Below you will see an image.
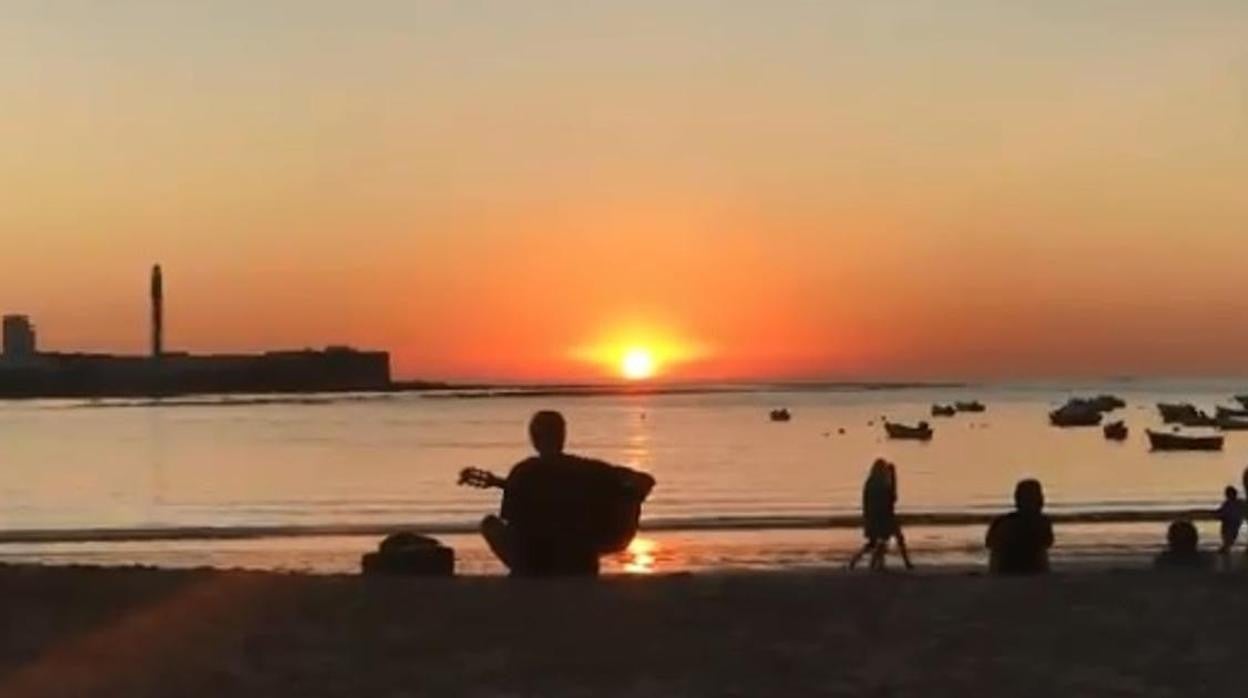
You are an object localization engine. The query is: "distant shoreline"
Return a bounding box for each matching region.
[5,380,969,406]
[8,376,1248,403]
[411,380,967,399]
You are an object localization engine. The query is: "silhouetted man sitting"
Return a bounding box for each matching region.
[1154,519,1214,571]
[475,411,656,577]
[986,479,1054,575]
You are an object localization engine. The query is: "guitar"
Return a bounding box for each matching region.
[458,467,506,490]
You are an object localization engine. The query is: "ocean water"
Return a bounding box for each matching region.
[1,380,1246,573]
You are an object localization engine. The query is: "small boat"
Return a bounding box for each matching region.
[1157,402,1191,423]
[1103,421,1129,441]
[1178,412,1217,428]
[1236,395,1248,409]
[769,408,791,422]
[1157,403,1211,425]
[1087,394,1126,412]
[885,421,933,441]
[1147,430,1224,452]
[931,404,957,417]
[1050,400,1104,427]
[1216,417,1248,431]
[1217,406,1248,419]
[1054,396,1121,419]
[955,400,986,413]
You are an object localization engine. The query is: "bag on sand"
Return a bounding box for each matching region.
[361,532,454,577]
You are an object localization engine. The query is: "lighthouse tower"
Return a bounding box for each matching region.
[151,265,164,358]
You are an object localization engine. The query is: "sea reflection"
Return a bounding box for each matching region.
[621,537,659,574]
[623,410,652,467]
[4,386,1247,535]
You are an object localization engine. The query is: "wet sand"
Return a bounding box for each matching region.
[2,564,1246,697]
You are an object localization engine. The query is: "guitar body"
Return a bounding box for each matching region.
[594,492,645,554]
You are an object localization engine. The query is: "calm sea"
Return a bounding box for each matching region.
[2,380,1245,574]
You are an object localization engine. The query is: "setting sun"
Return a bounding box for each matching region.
[621,348,657,381]
[572,331,705,381]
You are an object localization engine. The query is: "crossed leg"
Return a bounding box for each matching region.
[481,515,518,571]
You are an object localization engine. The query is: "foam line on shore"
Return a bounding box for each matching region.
[0,508,1216,545]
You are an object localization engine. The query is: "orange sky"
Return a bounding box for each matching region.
[3,2,1247,382]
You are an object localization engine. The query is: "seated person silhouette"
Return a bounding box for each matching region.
[472,411,656,577]
[985,479,1054,575]
[1153,519,1214,571]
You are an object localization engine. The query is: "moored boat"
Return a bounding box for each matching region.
[1157,403,1212,426]
[1050,401,1103,427]
[955,400,986,413]
[1147,430,1224,452]
[1088,394,1126,412]
[1236,395,1248,409]
[885,421,933,441]
[1179,412,1217,428]
[931,404,957,417]
[1216,417,1248,431]
[1158,403,1193,423]
[769,408,791,422]
[1103,421,1129,441]
[1217,406,1248,419]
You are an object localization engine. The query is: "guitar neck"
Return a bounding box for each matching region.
[459,467,508,490]
[482,473,506,489]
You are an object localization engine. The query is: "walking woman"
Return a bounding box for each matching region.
[848,459,914,571]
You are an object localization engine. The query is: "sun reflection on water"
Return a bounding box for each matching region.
[622,537,659,574]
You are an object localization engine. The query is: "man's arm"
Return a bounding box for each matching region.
[985,517,1002,549]
[499,486,516,523]
[499,463,527,523]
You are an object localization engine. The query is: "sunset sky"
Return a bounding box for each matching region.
[4,2,1246,382]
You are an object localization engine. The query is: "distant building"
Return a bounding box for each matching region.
[151,264,164,358]
[0,267,393,397]
[0,347,390,397]
[2,315,37,359]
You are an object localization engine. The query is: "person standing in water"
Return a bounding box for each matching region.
[848,459,914,571]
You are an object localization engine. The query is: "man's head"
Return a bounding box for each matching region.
[1167,519,1199,554]
[1227,486,1239,501]
[1014,479,1045,514]
[529,410,567,458]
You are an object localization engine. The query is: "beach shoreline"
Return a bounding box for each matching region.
[2,562,1246,696]
[4,519,1241,577]
[0,506,1223,545]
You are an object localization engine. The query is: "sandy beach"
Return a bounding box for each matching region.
[2,563,1245,697]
